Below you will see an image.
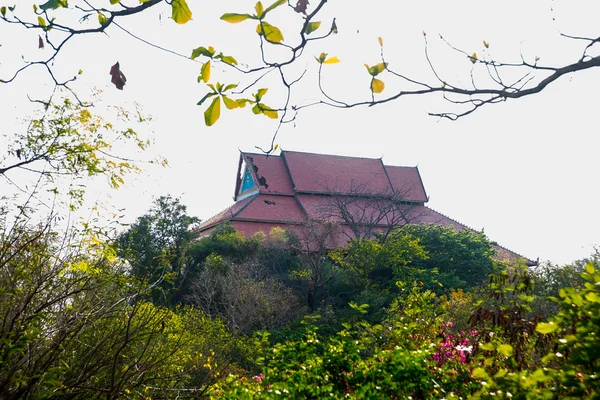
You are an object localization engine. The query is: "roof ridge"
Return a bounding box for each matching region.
[194,203,236,231]
[240,151,282,157]
[282,149,384,161]
[424,206,474,231]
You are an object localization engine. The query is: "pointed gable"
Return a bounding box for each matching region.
[282,151,392,195]
[384,165,428,203]
[240,153,294,196]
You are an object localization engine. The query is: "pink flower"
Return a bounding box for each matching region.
[255,373,264,383]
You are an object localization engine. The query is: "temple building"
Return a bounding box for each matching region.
[195,150,534,265]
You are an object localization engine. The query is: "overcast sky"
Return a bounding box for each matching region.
[1,0,599,264]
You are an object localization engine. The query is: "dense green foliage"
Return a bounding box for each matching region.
[2,186,598,399]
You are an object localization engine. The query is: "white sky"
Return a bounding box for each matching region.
[1,0,599,264]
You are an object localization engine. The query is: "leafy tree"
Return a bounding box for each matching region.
[0,93,158,209]
[116,194,199,304]
[397,224,496,291]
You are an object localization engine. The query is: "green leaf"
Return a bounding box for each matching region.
[191,46,215,59]
[255,1,264,18]
[171,0,192,24]
[204,96,221,126]
[265,0,286,13]
[256,21,284,43]
[0,6,6,16]
[497,344,513,357]
[371,78,384,94]
[223,83,238,92]
[98,12,108,26]
[222,96,239,110]
[315,52,327,64]
[536,322,558,334]
[110,0,121,4]
[37,16,46,27]
[304,21,321,35]
[197,92,215,106]
[220,13,252,23]
[39,0,68,11]
[199,61,210,83]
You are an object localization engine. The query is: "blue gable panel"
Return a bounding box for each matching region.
[240,168,255,193]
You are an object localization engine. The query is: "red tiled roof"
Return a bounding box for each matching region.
[243,153,295,196]
[283,151,392,195]
[194,150,533,265]
[385,165,428,203]
[236,194,306,223]
[195,196,254,232]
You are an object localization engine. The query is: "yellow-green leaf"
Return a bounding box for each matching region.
[256,21,284,43]
[37,16,46,27]
[469,52,477,64]
[371,78,385,93]
[204,96,221,126]
[39,0,68,10]
[378,36,383,46]
[497,344,513,357]
[265,0,286,13]
[483,40,489,48]
[110,0,120,4]
[365,62,388,76]
[255,1,264,18]
[585,262,595,274]
[304,21,321,35]
[197,92,216,106]
[536,322,558,334]
[221,13,252,23]
[316,52,327,63]
[237,99,250,108]
[324,56,340,64]
[217,54,238,65]
[1,6,6,16]
[262,107,278,119]
[171,0,192,24]
[98,12,108,26]
[191,46,215,59]
[255,88,268,101]
[200,61,211,83]
[223,83,238,92]
[471,368,489,380]
[479,342,495,351]
[222,96,239,110]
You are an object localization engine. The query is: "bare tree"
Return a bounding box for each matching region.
[314,179,425,243]
[285,219,344,311]
[186,255,306,334]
